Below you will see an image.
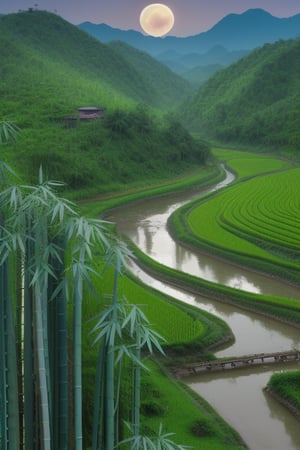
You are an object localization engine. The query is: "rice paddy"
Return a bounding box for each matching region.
[81,148,300,447]
[85,266,206,346]
[213,147,291,181]
[183,151,300,278]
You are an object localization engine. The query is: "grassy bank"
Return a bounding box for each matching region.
[78,163,224,217]
[138,360,247,449]
[265,370,300,419]
[128,242,300,329]
[82,267,243,448]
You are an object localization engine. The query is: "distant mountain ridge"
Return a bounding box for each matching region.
[78,9,300,81]
[78,9,300,55]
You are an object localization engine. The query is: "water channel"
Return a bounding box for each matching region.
[106,169,300,450]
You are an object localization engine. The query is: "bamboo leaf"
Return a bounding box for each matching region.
[114,344,148,370]
[0,120,20,144]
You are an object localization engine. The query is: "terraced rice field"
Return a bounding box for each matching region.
[186,155,300,275]
[213,148,291,181]
[86,268,206,345]
[119,275,205,343]
[219,169,300,257]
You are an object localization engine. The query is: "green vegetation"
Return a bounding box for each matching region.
[108,41,192,108]
[165,148,300,423]
[0,11,245,449]
[218,169,300,258]
[87,267,233,353]
[0,125,241,450]
[82,266,239,449]
[181,38,300,154]
[181,64,222,88]
[3,7,300,448]
[212,148,292,180]
[0,11,189,113]
[266,370,300,414]
[0,155,114,449]
[4,108,209,193]
[79,164,223,217]
[0,11,208,194]
[138,360,246,450]
[0,153,234,450]
[170,151,300,283]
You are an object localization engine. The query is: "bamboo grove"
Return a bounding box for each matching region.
[0,122,188,450]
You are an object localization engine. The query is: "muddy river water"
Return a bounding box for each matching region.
[106,170,300,450]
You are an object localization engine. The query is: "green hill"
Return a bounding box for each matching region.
[0,10,191,120]
[181,38,300,154]
[0,11,208,193]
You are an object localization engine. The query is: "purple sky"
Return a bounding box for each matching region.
[1,0,300,36]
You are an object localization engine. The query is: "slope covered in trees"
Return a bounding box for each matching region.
[0,11,191,114]
[108,40,192,106]
[0,11,208,193]
[181,38,300,155]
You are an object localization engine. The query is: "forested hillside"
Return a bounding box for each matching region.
[181,38,300,154]
[0,11,191,118]
[0,11,208,193]
[108,41,192,104]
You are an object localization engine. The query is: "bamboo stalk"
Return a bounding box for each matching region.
[57,272,69,450]
[132,336,141,442]
[0,262,8,450]
[105,268,119,450]
[73,268,83,450]
[24,227,35,450]
[34,281,51,450]
[92,342,105,450]
[15,251,25,450]
[5,258,20,450]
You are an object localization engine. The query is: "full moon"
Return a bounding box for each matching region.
[139,3,175,37]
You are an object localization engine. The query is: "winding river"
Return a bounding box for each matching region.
[106,169,300,450]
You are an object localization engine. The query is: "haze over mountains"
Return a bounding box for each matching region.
[78,8,300,80]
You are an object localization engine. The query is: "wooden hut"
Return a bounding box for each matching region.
[78,106,105,120]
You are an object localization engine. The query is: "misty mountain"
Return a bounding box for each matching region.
[156,45,249,84]
[78,9,300,74]
[176,46,249,70]
[154,46,242,86]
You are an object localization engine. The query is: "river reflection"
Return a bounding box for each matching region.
[110,180,300,300]
[129,259,300,357]
[106,169,300,449]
